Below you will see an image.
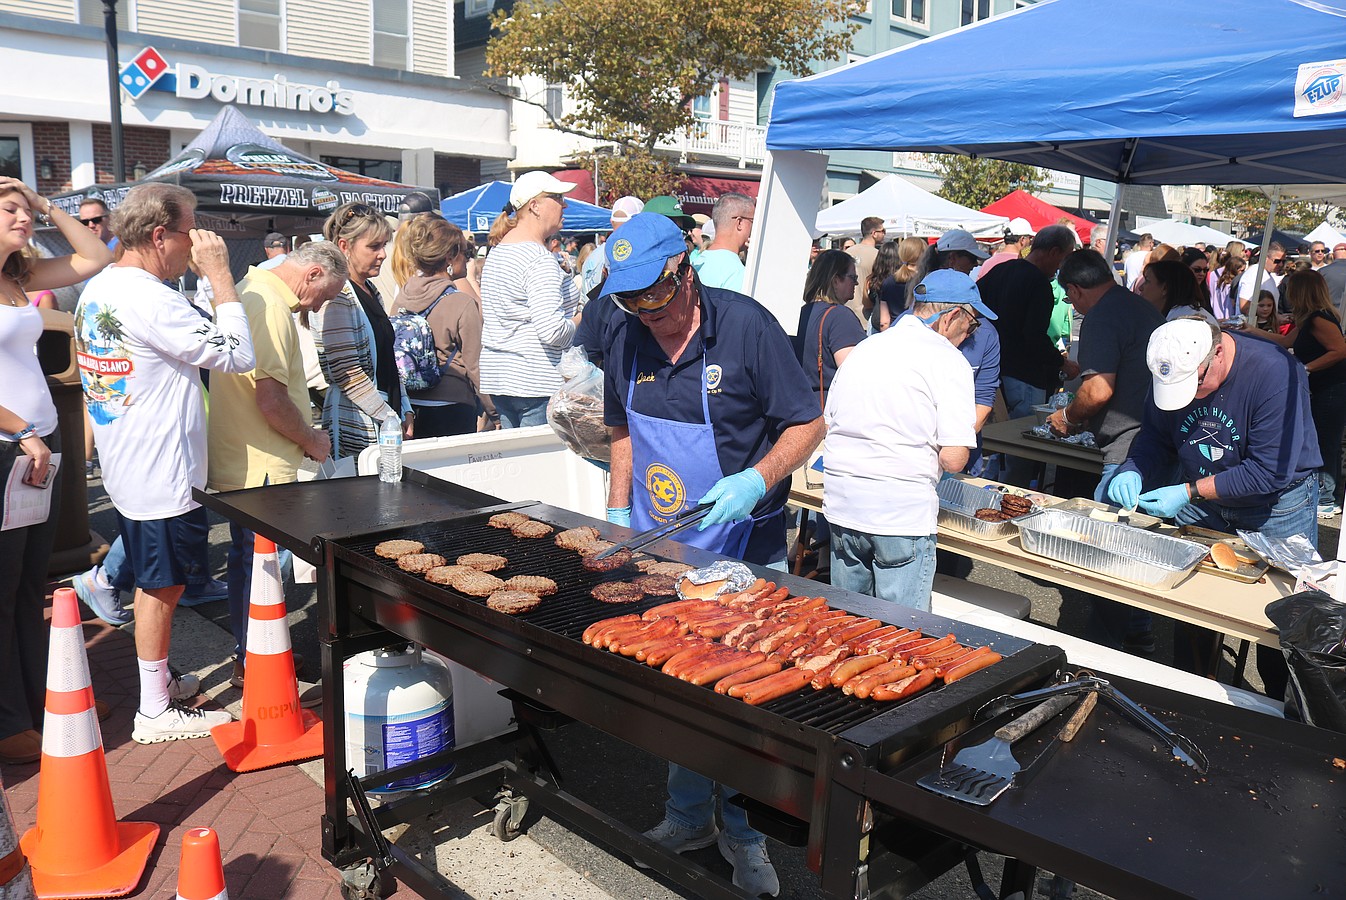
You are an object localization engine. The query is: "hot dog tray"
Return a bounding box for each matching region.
[938,477,1036,540]
[1013,508,1208,590]
[1175,525,1270,583]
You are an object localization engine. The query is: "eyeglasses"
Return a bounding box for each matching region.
[614,266,683,315]
[733,215,754,225]
[1269,257,1286,267]
[1312,248,1327,255]
[540,193,567,206]
[80,215,106,226]
[960,306,981,334]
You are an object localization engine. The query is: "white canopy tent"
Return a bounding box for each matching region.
[1137,218,1236,248]
[813,174,1007,239]
[1304,220,1346,248]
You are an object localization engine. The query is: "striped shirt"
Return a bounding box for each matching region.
[479,241,579,398]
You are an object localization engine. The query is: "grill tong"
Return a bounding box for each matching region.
[976,674,1209,774]
[592,503,714,560]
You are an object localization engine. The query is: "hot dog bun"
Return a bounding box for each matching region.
[1210,542,1240,571]
[677,576,728,600]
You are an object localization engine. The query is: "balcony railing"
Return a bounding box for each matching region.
[656,118,767,168]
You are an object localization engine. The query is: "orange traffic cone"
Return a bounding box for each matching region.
[0,769,35,899]
[211,536,322,771]
[19,588,158,899]
[175,828,227,900]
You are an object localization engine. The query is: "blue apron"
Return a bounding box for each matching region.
[626,342,754,558]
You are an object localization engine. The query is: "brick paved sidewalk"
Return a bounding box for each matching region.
[3,614,378,899]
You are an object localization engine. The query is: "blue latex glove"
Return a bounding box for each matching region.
[606,506,631,527]
[1106,471,1143,510]
[1137,484,1192,519]
[698,469,767,530]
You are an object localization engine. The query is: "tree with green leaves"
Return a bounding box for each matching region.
[932,156,1044,211]
[1204,188,1338,235]
[485,0,859,151]
[570,147,685,207]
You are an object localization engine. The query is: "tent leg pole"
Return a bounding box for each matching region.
[1104,183,1124,264]
[1251,185,1281,314]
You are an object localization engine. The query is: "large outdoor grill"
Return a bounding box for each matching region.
[198,472,1346,900]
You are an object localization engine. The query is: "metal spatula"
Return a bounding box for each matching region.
[918,694,1076,806]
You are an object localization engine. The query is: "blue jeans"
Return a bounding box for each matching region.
[1172,477,1317,698]
[491,395,549,429]
[1000,377,1047,487]
[829,525,936,612]
[666,764,761,845]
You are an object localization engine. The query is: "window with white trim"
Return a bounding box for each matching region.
[0,138,20,180]
[372,0,410,69]
[238,0,282,51]
[465,0,492,17]
[544,84,563,121]
[961,0,992,25]
[890,0,926,24]
[78,0,130,28]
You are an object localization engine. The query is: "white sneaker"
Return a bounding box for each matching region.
[167,672,200,701]
[718,832,780,898]
[132,702,232,744]
[634,817,718,868]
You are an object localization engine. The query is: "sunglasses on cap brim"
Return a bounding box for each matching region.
[613,265,684,315]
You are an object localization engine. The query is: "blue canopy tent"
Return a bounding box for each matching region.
[745,0,1346,325]
[440,181,614,233]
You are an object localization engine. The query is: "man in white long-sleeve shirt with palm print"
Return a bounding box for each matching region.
[75,183,255,745]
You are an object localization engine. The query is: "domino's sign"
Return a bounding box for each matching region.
[119,46,356,116]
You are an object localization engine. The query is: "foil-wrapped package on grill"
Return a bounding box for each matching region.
[676,560,755,600]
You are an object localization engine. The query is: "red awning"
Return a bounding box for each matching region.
[552,169,597,204]
[980,189,1098,245]
[676,175,760,216]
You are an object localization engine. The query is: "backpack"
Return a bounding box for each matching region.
[390,286,457,392]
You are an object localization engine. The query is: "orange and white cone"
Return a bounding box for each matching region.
[211,536,322,772]
[175,828,227,900]
[19,588,157,899]
[0,770,35,900]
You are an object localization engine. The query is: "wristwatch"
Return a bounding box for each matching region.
[1187,481,1201,501]
[8,422,38,441]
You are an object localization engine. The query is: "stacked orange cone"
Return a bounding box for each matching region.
[211,535,323,771]
[20,588,158,898]
[175,828,228,900]
[0,769,35,899]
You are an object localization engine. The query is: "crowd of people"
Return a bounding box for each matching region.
[4,166,1346,895]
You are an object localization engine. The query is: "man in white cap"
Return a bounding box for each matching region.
[824,269,990,611]
[976,217,1036,280]
[1107,316,1320,695]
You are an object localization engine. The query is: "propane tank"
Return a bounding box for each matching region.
[344,644,454,796]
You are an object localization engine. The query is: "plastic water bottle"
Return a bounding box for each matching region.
[378,415,402,483]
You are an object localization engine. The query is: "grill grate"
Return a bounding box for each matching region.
[340,513,948,736]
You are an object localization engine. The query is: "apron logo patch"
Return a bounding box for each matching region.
[644,463,685,517]
[705,364,723,391]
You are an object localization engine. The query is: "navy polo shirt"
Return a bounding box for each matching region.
[604,284,820,520]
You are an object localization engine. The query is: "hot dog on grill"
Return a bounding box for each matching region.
[686,651,768,686]
[941,649,1003,683]
[847,663,917,698]
[714,660,782,694]
[897,633,956,663]
[736,667,814,705]
[870,669,936,702]
[584,614,640,644]
[828,654,889,688]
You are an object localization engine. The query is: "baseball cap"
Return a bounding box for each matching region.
[642,195,696,231]
[262,232,286,248]
[1006,217,1036,237]
[935,229,990,260]
[701,219,716,241]
[911,269,998,320]
[1146,318,1216,411]
[691,213,710,226]
[610,195,644,226]
[508,171,576,209]
[601,213,689,302]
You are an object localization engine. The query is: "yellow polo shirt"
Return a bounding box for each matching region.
[207,266,311,492]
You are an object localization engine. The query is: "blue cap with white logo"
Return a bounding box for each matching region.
[601,212,689,301]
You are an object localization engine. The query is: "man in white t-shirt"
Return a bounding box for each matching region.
[1238,241,1286,312]
[74,183,256,745]
[822,269,989,611]
[1123,233,1154,289]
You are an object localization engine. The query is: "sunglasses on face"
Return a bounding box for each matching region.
[614,266,683,315]
[80,215,106,226]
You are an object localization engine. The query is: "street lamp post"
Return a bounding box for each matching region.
[103,0,126,182]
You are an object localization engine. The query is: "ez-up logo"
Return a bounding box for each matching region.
[119,46,355,116]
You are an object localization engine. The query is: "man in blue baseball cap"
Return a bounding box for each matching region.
[822,269,990,612]
[601,212,822,896]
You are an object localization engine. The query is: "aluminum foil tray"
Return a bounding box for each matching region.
[937,478,1024,540]
[1014,509,1208,590]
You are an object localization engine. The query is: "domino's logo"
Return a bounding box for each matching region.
[119,47,170,99]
